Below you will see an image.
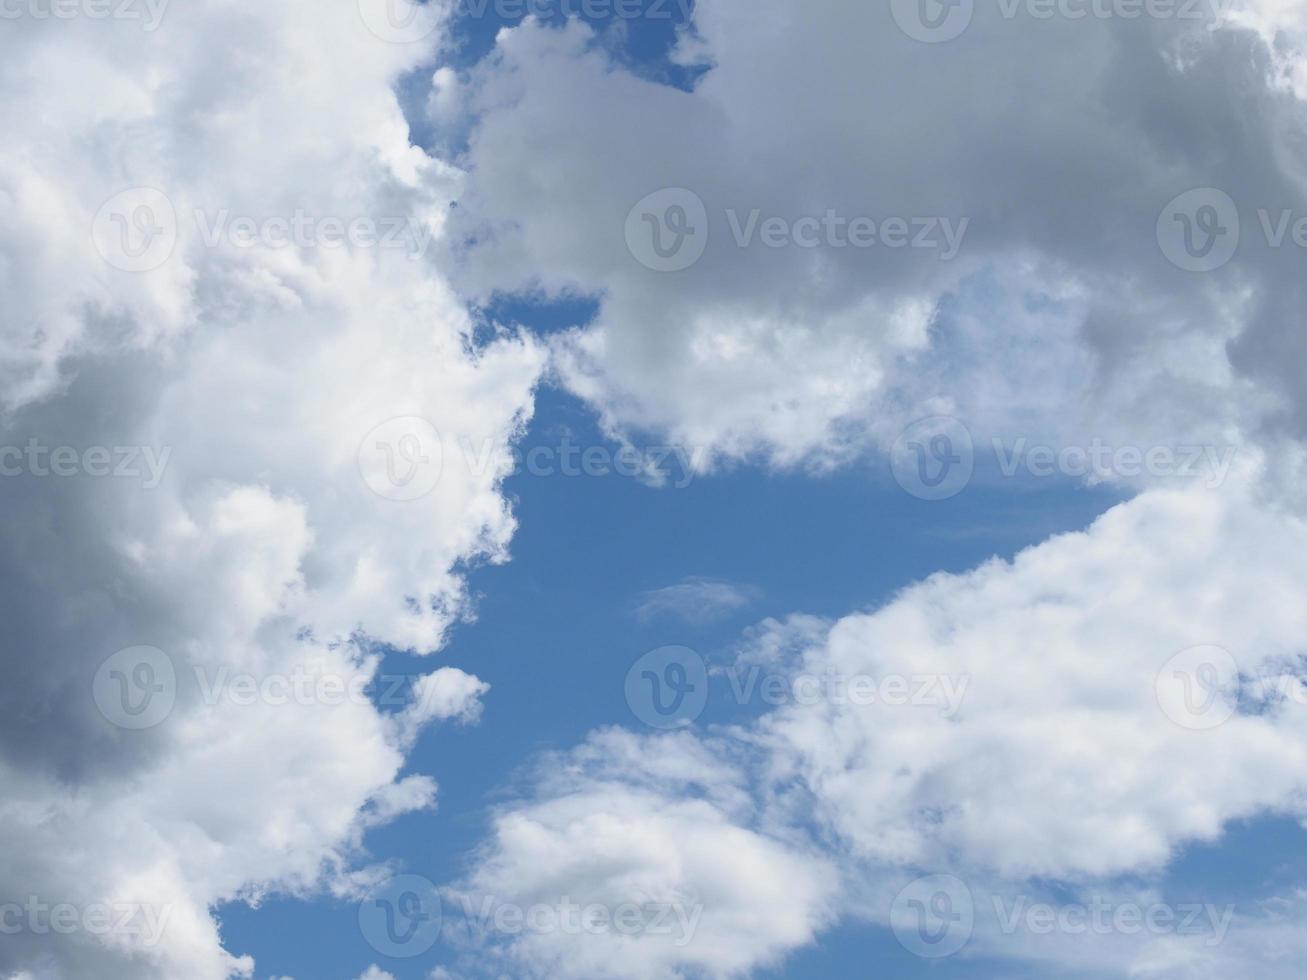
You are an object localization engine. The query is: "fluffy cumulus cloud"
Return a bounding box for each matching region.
[444,729,839,980]
[456,480,1307,979]
[0,1,541,978]
[754,482,1307,879]
[815,488,1307,980]
[11,0,1307,976]
[426,9,1307,974]
[438,1,1307,478]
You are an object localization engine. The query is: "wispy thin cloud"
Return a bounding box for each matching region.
[634,577,760,625]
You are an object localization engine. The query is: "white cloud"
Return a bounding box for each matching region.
[455,477,1307,978]
[444,729,838,979]
[634,577,758,625]
[0,2,544,978]
[751,481,1307,879]
[431,18,1307,968]
[441,6,1307,482]
[10,1,1307,978]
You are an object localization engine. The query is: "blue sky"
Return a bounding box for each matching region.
[9,2,1307,979]
[217,380,1115,980]
[217,296,1295,979]
[218,365,1307,977]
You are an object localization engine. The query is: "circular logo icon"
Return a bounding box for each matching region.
[890,416,975,500]
[357,0,441,44]
[1156,188,1239,272]
[891,0,974,43]
[93,646,177,730]
[624,188,709,272]
[1155,644,1240,731]
[358,874,443,958]
[92,187,178,273]
[625,645,709,729]
[358,416,443,502]
[890,873,974,958]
